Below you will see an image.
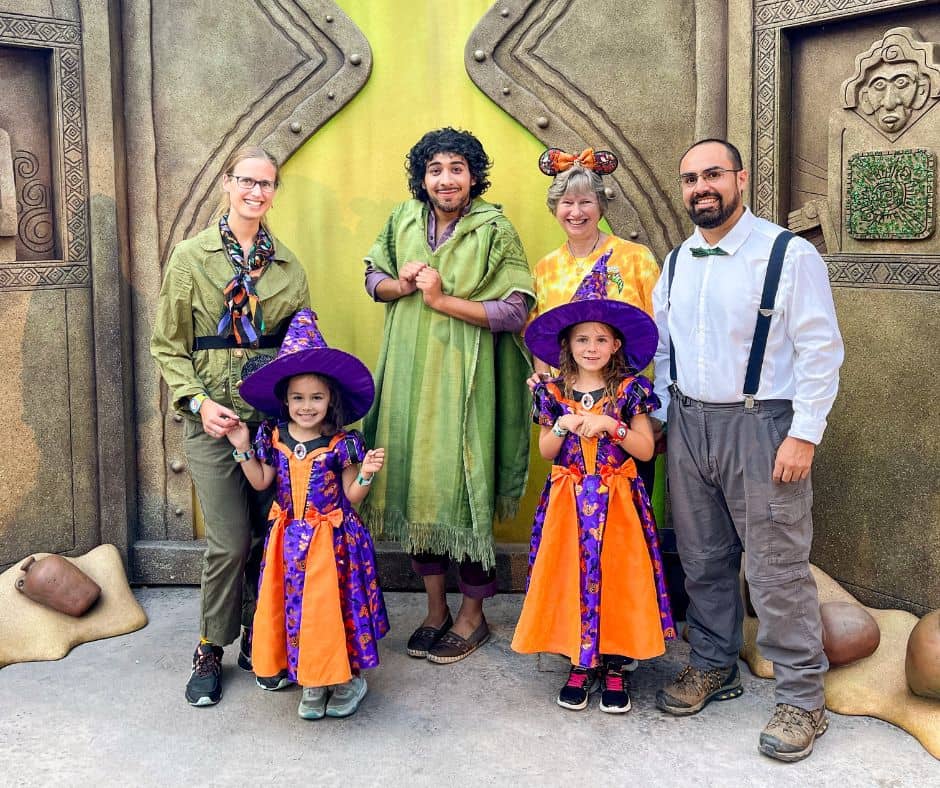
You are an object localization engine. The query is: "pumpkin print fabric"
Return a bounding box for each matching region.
[250,424,389,687]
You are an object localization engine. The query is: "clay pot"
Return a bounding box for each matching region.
[820,601,880,666]
[15,555,101,617]
[906,609,940,700]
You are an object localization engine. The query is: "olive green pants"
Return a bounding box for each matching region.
[183,419,274,647]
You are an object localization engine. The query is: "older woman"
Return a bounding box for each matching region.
[531,148,660,376]
[151,145,310,707]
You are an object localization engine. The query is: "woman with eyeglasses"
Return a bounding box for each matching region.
[151,144,310,708]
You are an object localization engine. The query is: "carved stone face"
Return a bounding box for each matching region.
[859,60,928,133]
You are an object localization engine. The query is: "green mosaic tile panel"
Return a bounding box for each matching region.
[847,149,935,240]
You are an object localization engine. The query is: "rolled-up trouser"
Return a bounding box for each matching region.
[411,552,498,599]
[667,391,827,710]
[184,419,274,647]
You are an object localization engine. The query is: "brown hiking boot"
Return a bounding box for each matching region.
[655,663,743,716]
[759,703,829,762]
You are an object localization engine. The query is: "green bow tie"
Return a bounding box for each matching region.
[690,246,728,257]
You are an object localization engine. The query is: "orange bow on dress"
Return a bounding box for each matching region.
[251,503,352,688]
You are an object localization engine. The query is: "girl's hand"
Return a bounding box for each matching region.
[527,371,553,391]
[225,420,251,451]
[201,398,240,439]
[576,413,618,438]
[360,448,385,476]
[557,413,584,433]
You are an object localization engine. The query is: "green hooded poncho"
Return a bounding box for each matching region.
[361,198,535,569]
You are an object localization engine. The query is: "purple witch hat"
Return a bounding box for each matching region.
[524,249,658,370]
[238,308,375,422]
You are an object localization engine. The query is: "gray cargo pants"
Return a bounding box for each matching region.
[184,419,274,647]
[667,391,827,710]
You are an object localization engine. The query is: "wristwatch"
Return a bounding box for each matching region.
[189,393,208,414]
[613,420,629,441]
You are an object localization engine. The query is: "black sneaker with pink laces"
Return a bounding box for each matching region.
[557,666,597,710]
[599,659,632,713]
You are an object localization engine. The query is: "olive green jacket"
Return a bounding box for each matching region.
[150,224,310,422]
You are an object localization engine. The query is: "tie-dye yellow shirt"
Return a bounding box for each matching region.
[531,235,660,320]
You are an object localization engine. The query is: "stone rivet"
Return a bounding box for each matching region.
[473,49,486,62]
[233,349,244,358]
[170,460,185,473]
[629,231,640,240]
[501,8,510,17]
[174,507,183,516]
[173,413,183,423]
[235,379,243,389]
[350,53,362,66]
[289,121,302,134]
[326,14,333,22]
[327,91,335,100]
[536,116,549,129]
[604,187,616,199]
[805,203,819,219]
[501,86,510,96]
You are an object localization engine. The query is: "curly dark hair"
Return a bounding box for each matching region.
[406,127,492,202]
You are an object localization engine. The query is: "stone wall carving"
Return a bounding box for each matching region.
[750,3,940,613]
[465,0,710,259]
[0,11,87,289]
[14,149,54,255]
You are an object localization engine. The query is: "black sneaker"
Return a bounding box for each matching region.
[237,626,252,672]
[256,670,294,691]
[185,643,223,707]
[557,666,597,711]
[599,661,632,713]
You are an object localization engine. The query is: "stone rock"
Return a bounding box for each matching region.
[906,610,940,700]
[821,601,880,666]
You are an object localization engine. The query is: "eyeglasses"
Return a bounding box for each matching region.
[227,174,277,193]
[677,167,742,187]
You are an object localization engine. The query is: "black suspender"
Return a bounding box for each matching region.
[666,246,681,385]
[742,230,793,407]
[666,230,795,407]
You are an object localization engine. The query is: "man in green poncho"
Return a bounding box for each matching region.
[362,127,534,663]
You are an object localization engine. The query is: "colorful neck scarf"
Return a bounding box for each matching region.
[217,213,275,345]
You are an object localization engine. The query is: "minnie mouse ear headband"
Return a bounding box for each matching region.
[239,308,375,422]
[538,147,619,177]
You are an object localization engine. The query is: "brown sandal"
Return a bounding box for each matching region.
[426,619,490,664]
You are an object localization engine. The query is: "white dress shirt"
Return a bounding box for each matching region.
[652,208,844,445]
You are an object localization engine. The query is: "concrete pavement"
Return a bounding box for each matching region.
[0,588,936,787]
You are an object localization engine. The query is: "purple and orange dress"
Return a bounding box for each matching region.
[251,423,389,687]
[512,377,676,669]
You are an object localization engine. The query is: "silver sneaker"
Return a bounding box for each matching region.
[325,675,368,718]
[297,685,330,720]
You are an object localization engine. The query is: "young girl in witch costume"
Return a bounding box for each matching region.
[229,308,389,720]
[512,252,676,713]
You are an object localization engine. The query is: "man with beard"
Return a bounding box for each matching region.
[650,139,843,762]
[361,128,534,663]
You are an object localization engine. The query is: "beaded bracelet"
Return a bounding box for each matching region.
[232,448,255,463]
[551,420,568,438]
[356,471,373,486]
